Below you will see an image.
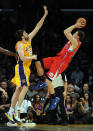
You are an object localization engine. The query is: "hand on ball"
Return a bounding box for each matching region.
[76,17,87,28]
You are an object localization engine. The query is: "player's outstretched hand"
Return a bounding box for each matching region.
[43,5,48,16]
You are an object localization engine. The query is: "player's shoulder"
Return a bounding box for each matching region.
[16,41,23,45]
[15,41,23,50]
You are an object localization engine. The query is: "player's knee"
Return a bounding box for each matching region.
[10,81,16,87]
[38,71,44,76]
[15,87,22,94]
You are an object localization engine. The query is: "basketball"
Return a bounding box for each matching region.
[76,17,87,27]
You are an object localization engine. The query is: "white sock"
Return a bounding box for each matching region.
[16,106,21,111]
[9,107,14,113]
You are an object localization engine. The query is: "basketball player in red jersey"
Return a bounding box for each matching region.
[35,20,85,110]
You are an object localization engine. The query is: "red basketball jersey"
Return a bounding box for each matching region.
[57,41,81,64]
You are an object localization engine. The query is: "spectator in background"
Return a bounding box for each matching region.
[65,94,74,123]
[67,83,80,103]
[84,92,92,114]
[92,99,93,117]
[82,83,89,93]
[0,86,7,97]
[71,66,84,92]
[80,97,90,114]
[88,65,93,93]
[32,94,44,124]
[65,95,73,114]
[0,79,13,101]
[0,79,8,90]
[74,97,93,124]
[81,83,93,117]
[0,91,10,123]
[0,68,6,81]
[24,106,34,122]
[81,83,91,97]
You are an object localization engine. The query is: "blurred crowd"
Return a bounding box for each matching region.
[0,63,93,125]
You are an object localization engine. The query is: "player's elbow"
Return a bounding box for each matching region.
[64,29,68,35]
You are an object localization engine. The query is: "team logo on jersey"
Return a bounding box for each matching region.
[26,46,31,51]
[49,72,54,77]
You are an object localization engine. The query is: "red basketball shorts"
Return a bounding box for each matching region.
[42,56,68,80]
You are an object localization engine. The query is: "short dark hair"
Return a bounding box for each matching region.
[15,29,25,41]
[77,30,85,42]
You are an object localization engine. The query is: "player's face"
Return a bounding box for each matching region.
[23,31,29,41]
[73,31,79,40]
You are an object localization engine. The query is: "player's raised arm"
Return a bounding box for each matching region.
[0,47,18,58]
[28,5,48,41]
[64,18,86,49]
[64,23,82,49]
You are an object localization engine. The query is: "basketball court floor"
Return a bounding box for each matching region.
[0,124,93,131]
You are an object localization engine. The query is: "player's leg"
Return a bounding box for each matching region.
[35,59,54,92]
[45,78,55,94]
[35,58,60,110]
[11,88,22,109]
[15,67,30,121]
[6,66,29,122]
[35,61,44,76]
[5,68,22,122]
[43,57,62,110]
[45,59,69,110]
[16,85,28,120]
[5,87,22,122]
[35,57,54,76]
[45,79,60,110]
